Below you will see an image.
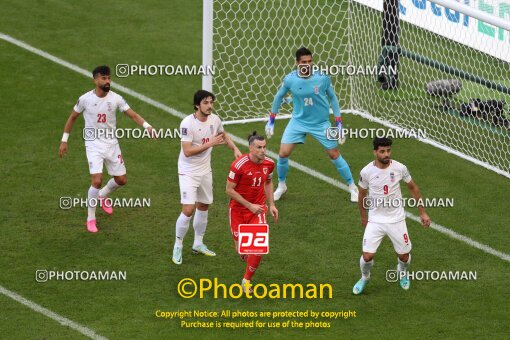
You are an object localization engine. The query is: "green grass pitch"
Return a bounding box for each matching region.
[0,1,508,339]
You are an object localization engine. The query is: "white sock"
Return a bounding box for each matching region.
[397,254,411,275]
[99,178,121,198]
[360,255,374,280]
[87,186,100,221]
[278,182,287,189]
[349,183,357,191]
[175,213,191,247]
[193,209,208,248]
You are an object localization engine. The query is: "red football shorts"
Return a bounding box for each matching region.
[229,205,267,241]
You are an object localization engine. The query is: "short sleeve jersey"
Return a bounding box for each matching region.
[178,113,224,176]
[73,90,130,146]
[228,155,275,212]
[359,160,412,223]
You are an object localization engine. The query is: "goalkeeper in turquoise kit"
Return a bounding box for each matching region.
[265,47,358,202]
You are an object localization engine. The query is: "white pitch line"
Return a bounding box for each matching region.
[406,213,510,262]
[0,286,107,340]
[0,31,508,271]
[0,32,187,121]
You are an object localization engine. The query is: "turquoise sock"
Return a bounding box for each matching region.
[277,157,289,183]
[332,155,354,185]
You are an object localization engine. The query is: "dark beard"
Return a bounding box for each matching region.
[100,84,110,92]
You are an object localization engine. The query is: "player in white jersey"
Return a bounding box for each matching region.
[58,65,156,233]
[352,137,430,294]
[172,90,242,265]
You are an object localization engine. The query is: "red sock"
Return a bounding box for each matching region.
[243,255,262,280]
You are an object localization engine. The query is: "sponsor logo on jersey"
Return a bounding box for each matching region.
[107,102,113,113]
[210,125,214,135]
[314,85,319,94]
[390,172,395,182]
[248,171,252,176]
[229,171,236,180]
[181,128,187,135]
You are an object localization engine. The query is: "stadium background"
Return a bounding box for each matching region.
[0,0,508,338]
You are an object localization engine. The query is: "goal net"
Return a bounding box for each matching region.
[210,0,350,122]
[208,0,510,177]
[350,0,509,177]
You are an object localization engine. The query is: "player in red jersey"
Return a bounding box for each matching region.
[226,132,278,292]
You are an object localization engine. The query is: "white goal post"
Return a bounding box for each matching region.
[203,0,510,178]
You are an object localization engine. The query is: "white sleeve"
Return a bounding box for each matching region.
[73,97,84,113]
[401,164,412,183]
[117,95,130,112]
[358,169,369,189]
[217,116,224,133]
[180,118,193,142]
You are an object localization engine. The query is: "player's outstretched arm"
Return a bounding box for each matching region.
[264,178,278,223]
[270,84,289,115]
[358,186,368,227]
[222,132,242,158]
[326,82,341,119]
[59,110,80,158]
[226,181,264,215]
[406,180,431,228]
[266,81,290,139]
[326,81,345,145]
[123,108,157,139]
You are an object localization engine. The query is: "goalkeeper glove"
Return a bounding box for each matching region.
[335,117,346,145]
[265,112,276,139]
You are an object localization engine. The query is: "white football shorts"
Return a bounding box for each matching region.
[178,172,213,205]
[362,220,412,254]
[85,143,126,176]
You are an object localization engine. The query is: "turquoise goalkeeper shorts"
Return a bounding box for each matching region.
[281,119,337,150]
